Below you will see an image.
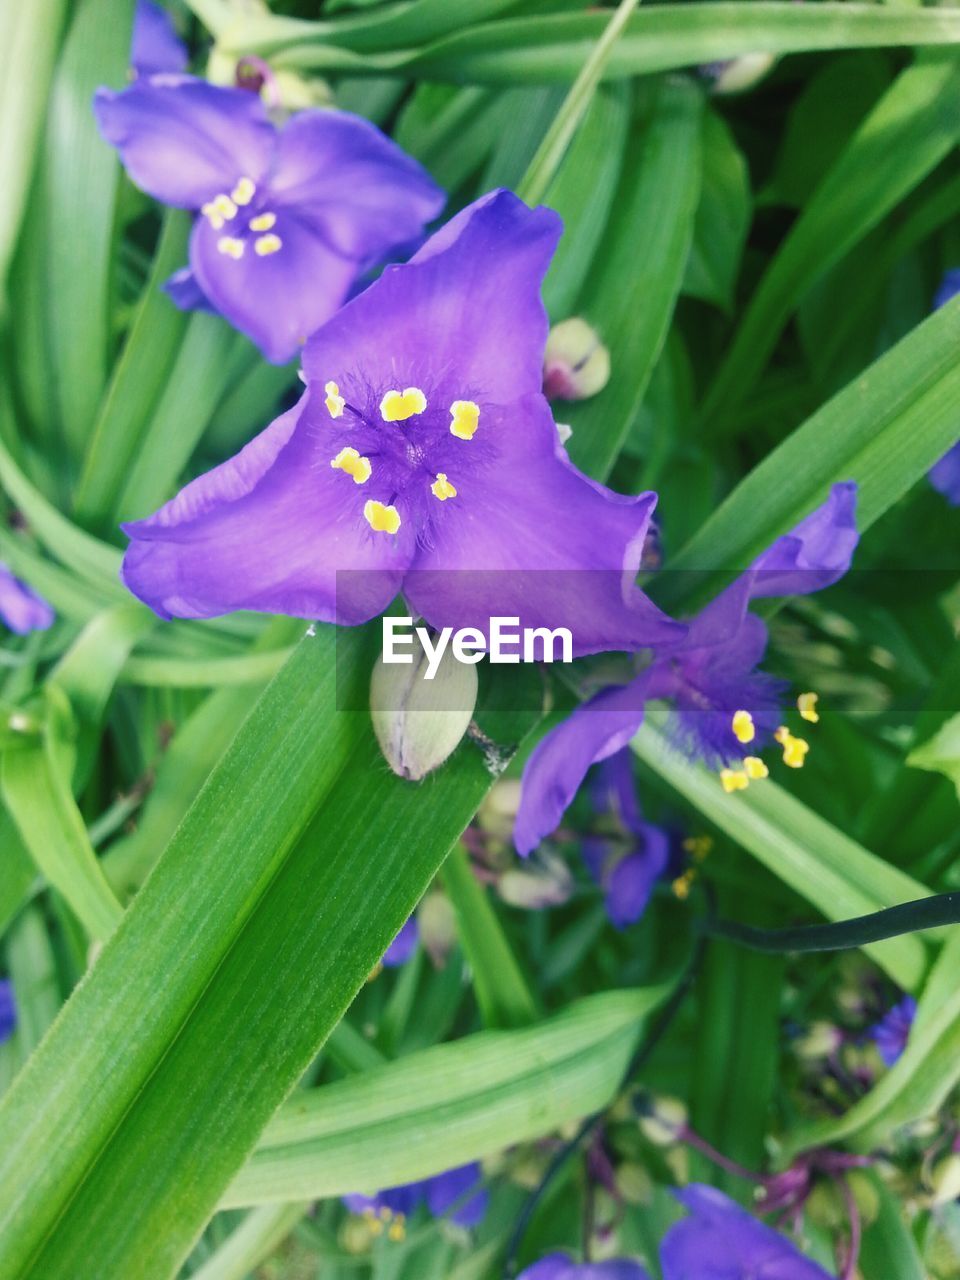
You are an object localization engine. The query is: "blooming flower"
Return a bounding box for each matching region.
[120,190,683,656]
[0,980,15,1043]
[0,564,55,635]
[870,994,917,1067]
[660,1185,834,1279]
[518,1257,650,1280]
[94,77,444,362]
[514,484,859,854]
[132,1,188,78]
[928,270,960,505]
[382,916,419,968]
[582,753,671,929]
[344,1161,487,1236]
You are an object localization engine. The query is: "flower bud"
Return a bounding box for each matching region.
[615,1162,653,1205]
[497,849,575,909]
[638,1095,687,1146]
[543,318,610,401]
[931,1154,960,1206]
[702,52,777,95]
[370,642,478,781]
[793,1021,843,1061]
[417,891,457,967]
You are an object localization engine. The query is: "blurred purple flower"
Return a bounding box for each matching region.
[344,1161,488,1229]
[94,78,444,362]
[382,916,418,968]
[120,190,683,654]
[0,980,15,1043]
[661,1185,834,1279]
[582,753,670,928]
[0,564,55,635]
[514,484,858,854]
[518,1257,650,1280]
[132,1,188,78]
[929,269,960,505]
[871,995,917,1068]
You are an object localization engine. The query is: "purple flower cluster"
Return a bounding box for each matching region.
[0,564,54,635]
[870,994,917,1067]
[344,1161,487,1232]
[519,1185,834,1280]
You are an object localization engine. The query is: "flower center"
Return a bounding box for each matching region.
[200,177,283,259]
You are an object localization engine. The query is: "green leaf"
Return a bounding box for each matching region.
[563,77,703,481]
[857,1174,928,1280]
[190,1206,309,1280]
[631,720,931,990]
[682,108,750,311]
[222,988,672,1207]
[441,843,538,1029]
[0,814,37,939]
[0,629,535,1279]
[907,711,960,799]
[4,906,60,1060]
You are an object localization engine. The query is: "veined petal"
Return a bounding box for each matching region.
[0,565,55,634]
[132,0,188,77]
[121,392,415,623]
[404,396,683,655]
[189,208,358,363]
[302,190,562,404]
[270,110,444,261]
[94,78,273,209]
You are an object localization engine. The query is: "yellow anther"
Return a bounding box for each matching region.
[231,176,256,206]
[364,500,401,534]
[731,709,755,744]
[325,380,345,418]
[249,211,276,232]
[774,726,790,745]
[431,472,457,501]
[798,691,820,723]
[368,1218,384,1237]
[672,870,696,900]
[216,236,245,260]
[744,756,769,780]
[254,233,282,256]
[720,768,749,794]
[450,399,480,440]
[331,447,371,485]
[201,202,224,231]
[387,1222,406,1243]
[380,387,427,422]
[682,835,713,863]
[782,734,809,769]
[212,193,238,221]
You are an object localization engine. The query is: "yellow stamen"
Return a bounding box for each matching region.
[682,835,713,862]
[231,176,256,206]
[431,472,457,501]
[782,734,810,769]
[798,691,820,723]
[201,202,224,231]
[450,399,480,440]
[368,1219,384,1237]
[720,768,749,793]
[672,870,696,900]
[212,193,238,221]
[744,756,769,780]
[364,500,401,534]
[249,211,276,232]
[387,1222,406,1242]
[380,387,427,422]
[254,233,282,256]
[331,446,371,485]
[774,726,790,745]
[324,380,345,419]
[217,236,245,259]
[731,709,755,744]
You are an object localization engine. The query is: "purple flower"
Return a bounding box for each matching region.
[344,1161,488,1230]
[929,270,960,504]
[514,484,858,854]
[0,564,55,635]
[661,1185,834,1279]
[120,190,683,656]
[94,79,444,362]
[132,1,188,78]
[582,753,670,928]
[518,1255,650,1280]
[871,995,917,1067]
[0,980,15,1043]
[382,916,418,968]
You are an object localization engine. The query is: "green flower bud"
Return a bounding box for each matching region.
[616,1162,654,1205]
[417,891,457,967]
[708,53,777,95]
[498,850,574,909]
[370,642,478,780]
[639,1095,687,1146]
[543,318,610,401]
[931,1154,960,1206]
[793,1021,842,1061]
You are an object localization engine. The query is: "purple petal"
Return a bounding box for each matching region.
[514,673,657,857]
[269,110,444,261]
[163,266,214,313]
[190,206,359,363]
[0,980,16,1043]
[403,395,683,655]
[604,831,669,929]
[663,1185,834,1280]
[591,749,644,834]
[425,1162,488,1227]
[382,916,419,968]
[517,1256,579,1280]
[871,994,917,1067]
[929,442,960,506]
[121,391,415,623]
[0,565,55,634]
[302,189,562,404]
[94,78,273,209]
[749,481,859,598]
[934,268,960,310]
[132,1,188,77]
